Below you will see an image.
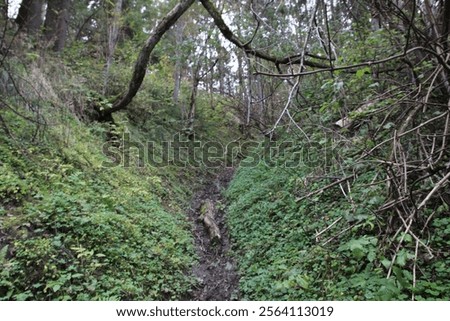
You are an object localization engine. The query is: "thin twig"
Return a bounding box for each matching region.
[412,239,419,301]
[322,223,357,246]
[315,217,342,241]
[417,171,450,210]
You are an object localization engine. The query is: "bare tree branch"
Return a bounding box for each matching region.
[254,46,450,78]
[199,0,329,69]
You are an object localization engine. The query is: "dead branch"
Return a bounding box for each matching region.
[295,175,356,203]
[417,171,450,210]
[315,217,342,242]
[255,46,450,78]
[201,199,221,243]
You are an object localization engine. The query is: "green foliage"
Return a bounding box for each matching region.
[0,104,195,301]
[225,131,450,300]
[0,164,30,203]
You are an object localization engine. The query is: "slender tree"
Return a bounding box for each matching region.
[172,19,186,111]
[44,0,71,52]
[104,0,123,94]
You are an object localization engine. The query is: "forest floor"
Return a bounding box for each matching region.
[187,167,240,301]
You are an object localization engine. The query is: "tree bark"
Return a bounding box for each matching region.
[16,0,44,35]
[44,0,70,52]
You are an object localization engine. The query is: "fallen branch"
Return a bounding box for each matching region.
[200,199,221,243]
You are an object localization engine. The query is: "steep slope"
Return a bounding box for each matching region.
[225,134,450,300]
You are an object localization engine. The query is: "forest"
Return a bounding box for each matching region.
[0,0,449,301]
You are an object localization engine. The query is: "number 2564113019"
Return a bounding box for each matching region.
[258,306,334,317]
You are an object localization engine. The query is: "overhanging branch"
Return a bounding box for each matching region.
[100,0,196,119]
[199,0,329,69]
[254,46,448,78]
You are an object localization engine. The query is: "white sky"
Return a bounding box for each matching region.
[8,0,21,18]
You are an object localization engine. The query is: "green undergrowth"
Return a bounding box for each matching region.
[0,55,202,299]
[0,111,196,300]
[226,133,450,300]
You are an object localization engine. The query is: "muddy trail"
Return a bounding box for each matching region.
[187,167,240,301]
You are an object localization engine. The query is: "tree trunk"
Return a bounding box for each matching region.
[16,0,44,35]
[245,55,252,127]
[173,20,185,112]
[104,0,123,94]
[186,65,200,135]
[44,0,70,52]
[118,0,134,42]
[0,1,7,21]
[16,0,32,29]
[442,0,450,50]
[217,47,226,95]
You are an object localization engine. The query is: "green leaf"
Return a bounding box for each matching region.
[396,249,408,267]
[296,275,309,290]
[367,250,376,262]
[356,67,370,79]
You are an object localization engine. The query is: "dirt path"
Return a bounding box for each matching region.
[187,168,240,301]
